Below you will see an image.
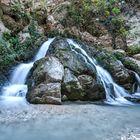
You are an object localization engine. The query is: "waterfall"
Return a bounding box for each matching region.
[2,38,54,98]
[1,37,140,105]
[67,39,134,105]
[132,72,140,96]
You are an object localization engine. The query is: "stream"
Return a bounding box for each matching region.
[0,101,140,140]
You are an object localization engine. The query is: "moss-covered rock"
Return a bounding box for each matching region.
[114,51,140,75]
[95,50,134,90]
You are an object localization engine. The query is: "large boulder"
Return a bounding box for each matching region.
[27,56,64,104]
[78,75,105,101]
[62,68,105,101]
[26,83,61,104]
[26,37,139,104]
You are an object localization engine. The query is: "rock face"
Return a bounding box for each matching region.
[133,54,140,61]
[78,75,105,101]
[28,56,64,87]
[62,69,105,101]
[2,15,24,33]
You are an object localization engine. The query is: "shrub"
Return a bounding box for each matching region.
[62,0,128,49]
[127,46,140,56]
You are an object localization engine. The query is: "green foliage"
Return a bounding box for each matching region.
[10,0,29,19]
[28,20,41,39]
[112,7,121,14]
[3,32,19,47]
[115,52,140,75]
[0,19,43,72]
[63,0,128,49]
[127,46,140,56]
[95,0,127,32]
[61,0,105,37]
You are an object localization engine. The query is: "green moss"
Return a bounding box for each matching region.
[127,46,140,56]
[0,21,44,73]
[114,52,140,75]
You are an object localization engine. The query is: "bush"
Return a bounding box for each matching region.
[62,0,128,49]
[0,20,43,73]
[127,46,140,56]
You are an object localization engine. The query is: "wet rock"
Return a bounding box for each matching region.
[124,57,140,74]
[95,51,134,89]
[26,83,61,105]
[48,37,96,76]
[78,75,105,101]
[115,52,140,76]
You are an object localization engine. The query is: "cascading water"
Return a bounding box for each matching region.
[1,37,140,105]
[132,72,140,96]
[67,39,137,105]
[2,38,54,99]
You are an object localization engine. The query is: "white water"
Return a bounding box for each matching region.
[1,37,140,105]
[67,39,135,105]
[2,38,54,99]
[132,72,140,97]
